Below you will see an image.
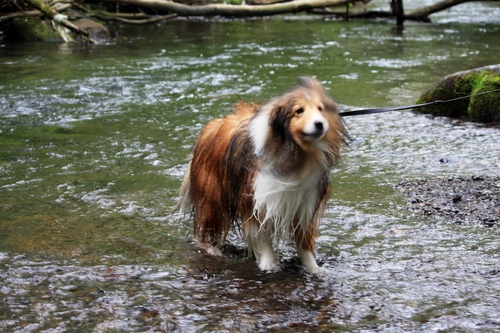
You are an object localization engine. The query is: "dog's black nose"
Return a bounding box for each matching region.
[314,121,324,131]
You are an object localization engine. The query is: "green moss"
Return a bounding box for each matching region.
[6,18,61,42]
[416,75,469,117]
[468,71,500,123]
[416,68,500,124]
[417,76,467,117]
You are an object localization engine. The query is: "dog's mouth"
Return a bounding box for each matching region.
[301,130,325,140]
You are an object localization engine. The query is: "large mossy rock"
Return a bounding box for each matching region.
[5,18,61,42]
[416,65,500,124]
[4,17,110,43]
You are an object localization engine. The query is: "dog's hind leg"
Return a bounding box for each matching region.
[193,198,229,257]
[244,220,280,271]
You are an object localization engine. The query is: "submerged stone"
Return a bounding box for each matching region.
[416,65,500,124]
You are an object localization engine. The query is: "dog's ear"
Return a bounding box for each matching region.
[297,77,338,113]
[270,101,293,141]
[297,76,321,89]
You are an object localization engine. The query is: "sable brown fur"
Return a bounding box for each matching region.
[180,102,259,246]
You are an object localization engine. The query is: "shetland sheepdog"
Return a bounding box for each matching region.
[180,77,346,272]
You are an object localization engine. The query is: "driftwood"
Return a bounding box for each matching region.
[405,0,500,21]
[312,0,500,21]
[93,12,177,24]
[99,0,500,20]
[246,0,290,5]
[103,0,357,17]
[73,3,178,24]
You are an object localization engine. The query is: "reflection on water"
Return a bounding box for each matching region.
[1,3,500,331]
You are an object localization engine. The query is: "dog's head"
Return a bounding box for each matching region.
[251,77,346,169]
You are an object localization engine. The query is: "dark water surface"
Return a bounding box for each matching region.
[1,1,500,331]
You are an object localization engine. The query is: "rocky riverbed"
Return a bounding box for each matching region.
[397,176,500,227]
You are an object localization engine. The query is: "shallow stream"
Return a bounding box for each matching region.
[1,1,500,331]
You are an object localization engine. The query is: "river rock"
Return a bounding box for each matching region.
[415,65,500,124]
[73,18,110,43]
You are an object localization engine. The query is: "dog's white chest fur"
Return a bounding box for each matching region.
[252,169,323,242]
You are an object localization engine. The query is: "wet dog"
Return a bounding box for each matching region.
[180,77,346,272]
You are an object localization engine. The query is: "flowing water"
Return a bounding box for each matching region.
[1,1,500,331]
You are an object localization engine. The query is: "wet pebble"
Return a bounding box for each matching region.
[397,175,500,226]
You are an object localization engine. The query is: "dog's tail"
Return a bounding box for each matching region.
[177,160,193,214]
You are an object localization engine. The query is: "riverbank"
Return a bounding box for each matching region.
[397,176,500,226]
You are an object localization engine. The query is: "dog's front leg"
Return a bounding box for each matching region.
[297,247,320,272]
[295,226,321,273]
[244,221,280,271]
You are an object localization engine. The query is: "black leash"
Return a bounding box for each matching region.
[339,88,500,117]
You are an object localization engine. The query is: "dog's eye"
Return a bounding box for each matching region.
[295,108,304,115]
[318,106,323,112]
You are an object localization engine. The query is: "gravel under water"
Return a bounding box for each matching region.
[397,176,500,226]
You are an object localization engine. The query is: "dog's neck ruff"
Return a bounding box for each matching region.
[249,103,273,157]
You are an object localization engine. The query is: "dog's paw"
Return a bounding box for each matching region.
[306,265,325,276]
[201,244,223,257]
[258,259,280,272]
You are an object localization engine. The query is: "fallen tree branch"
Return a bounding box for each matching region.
[246,0,290,5]
[72,2,178,24]
[0,3,71,23]
[406,0,500,21]
[93,12,177,23]
[315,0,500,22]
[310,8,392,19]
[24,0,95,43]
[105,0,356,17]
[0,10,42,23]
